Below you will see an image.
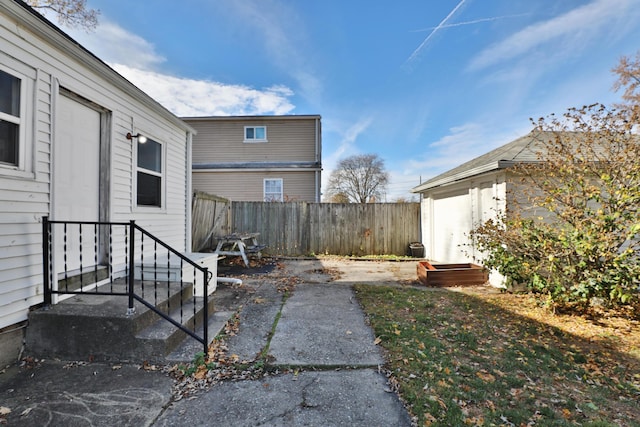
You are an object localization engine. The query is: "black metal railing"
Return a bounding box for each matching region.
[42,216,212,354]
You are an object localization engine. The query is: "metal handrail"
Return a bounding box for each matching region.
[42,216,212,354]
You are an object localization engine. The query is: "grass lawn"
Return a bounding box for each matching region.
[354,284,640,427]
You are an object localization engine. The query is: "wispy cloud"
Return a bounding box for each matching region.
[112,64,294,116]
[406,0,468,63]
[70,21,166,70]
[469,0,635,71]
[64,19,296,116]
[229,0,323,103]
[327,117,373,163]
[405,122,527,177]
[321,117,373,193]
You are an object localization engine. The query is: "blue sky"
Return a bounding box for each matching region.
[57,0,640,201]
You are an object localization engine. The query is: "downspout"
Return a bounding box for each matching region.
[185,131,193,252]
[315,117,322,202]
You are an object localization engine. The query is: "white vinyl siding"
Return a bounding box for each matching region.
[419,172,507,286]
[0,2,192,332]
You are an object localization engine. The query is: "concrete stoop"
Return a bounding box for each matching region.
[25,280,229,364]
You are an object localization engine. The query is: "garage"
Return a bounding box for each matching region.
[431,188,472,263]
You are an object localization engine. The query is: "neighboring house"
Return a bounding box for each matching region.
[411,131,557,286]
[184,115,322,202]
[0,1,195,365]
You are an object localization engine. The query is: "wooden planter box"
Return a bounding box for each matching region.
[417,261,488,287]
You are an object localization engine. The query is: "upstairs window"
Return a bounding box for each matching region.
[137,138,163,207]
[0,69,21,166]
[244,126,267,142]
[264,178,283,202]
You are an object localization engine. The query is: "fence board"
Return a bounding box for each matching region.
[191,191,230,251]
[228,202,420,256]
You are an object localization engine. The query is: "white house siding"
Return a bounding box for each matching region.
[419,172,506,285]
[193,170,317,202]
[0,1,193,364]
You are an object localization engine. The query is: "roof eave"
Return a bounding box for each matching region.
[3,0,194,134]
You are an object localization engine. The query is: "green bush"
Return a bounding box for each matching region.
[470,104,639,311]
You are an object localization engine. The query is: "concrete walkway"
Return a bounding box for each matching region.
[1,259,416,426]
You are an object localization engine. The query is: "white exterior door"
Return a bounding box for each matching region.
[53,94,101,273]
[432,189,472,263]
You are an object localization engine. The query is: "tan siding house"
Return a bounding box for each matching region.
[184,115,322,202]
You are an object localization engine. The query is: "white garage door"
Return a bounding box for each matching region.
[432,189,472,263]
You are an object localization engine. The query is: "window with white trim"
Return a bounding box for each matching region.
[244,126,267,142]
[137,138,163,207]
[0,69,23,167]
[264,178,283,202]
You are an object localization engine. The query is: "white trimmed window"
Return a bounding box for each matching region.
[137,138,163,207]
[264,178,283,202]
[244,126,267,142]
[0,69,25,168]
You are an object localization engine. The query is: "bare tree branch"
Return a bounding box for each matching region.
[325,154,389,203]
[26,0,99,31]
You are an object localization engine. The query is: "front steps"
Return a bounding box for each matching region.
[25,279,234,364]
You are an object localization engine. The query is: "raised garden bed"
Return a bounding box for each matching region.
[417,261,488,287]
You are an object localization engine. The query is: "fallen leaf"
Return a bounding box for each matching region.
[0,407,10,416]
[374,337,382,345]
[476,371,496,383]
[423,413,437,426]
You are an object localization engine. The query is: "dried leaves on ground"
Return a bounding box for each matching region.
[355,285,640,427]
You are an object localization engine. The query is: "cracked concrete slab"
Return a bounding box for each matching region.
[1,260,417,426]
[268,283,384,367]
[154,369,411,426]
[0,361,172,427]
[225,282,284,362]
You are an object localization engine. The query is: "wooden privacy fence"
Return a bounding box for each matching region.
[192,193,421,256]
[191,191,230,251]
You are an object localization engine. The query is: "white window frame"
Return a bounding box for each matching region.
[135,136,165,209]
[244,125,267,143]
[264,178,283,202]
[0,59,34,177]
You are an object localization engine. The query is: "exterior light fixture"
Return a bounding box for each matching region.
[126,132,148,143]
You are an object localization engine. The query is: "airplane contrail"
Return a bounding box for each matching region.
[411,13,529,32]
[406,0,467,63]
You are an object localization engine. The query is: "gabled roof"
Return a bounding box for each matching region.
[3,0,194,133]
[411,130,557,193]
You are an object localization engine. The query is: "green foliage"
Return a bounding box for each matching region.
[470,104,640,310]
[178,351,216,376]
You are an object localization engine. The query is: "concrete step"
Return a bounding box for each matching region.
[165,310,234,363]
[134,295,216,361]
[25,279,214,363]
